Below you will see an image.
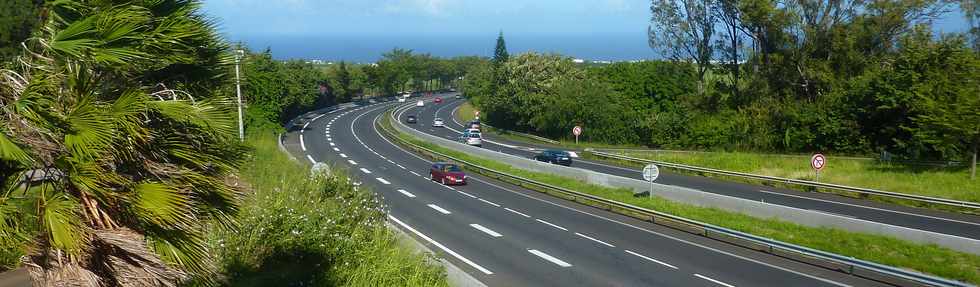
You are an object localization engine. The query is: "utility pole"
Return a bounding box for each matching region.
[235,49,245,142]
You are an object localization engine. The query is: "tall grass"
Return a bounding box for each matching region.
[386,124,980,284]
[623,151,980,204]
[191,131,447,286]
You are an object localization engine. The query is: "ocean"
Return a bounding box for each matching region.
[231,34,659,63]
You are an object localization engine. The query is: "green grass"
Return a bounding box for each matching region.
[618,151,979,205]
[193,130,447,286]
[383,117,980,284]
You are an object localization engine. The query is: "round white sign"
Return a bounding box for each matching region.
[572,126,583,136]
[643,164,660,182]
[811,154,827,171]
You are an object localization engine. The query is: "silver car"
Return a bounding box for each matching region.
[433,118,445,127]
[459,132,482,147]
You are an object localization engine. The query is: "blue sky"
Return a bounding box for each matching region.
[202,0,647,37]
[201,1,970,61]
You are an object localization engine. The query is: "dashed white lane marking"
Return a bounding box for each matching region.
[528,249,572,267]
[376,177,390,184]
[477,198,501,207]
[300,135,307,151]
[306,155,316,164]
[625,250,678,269]
[329,142,335,146]
[398,189,416,198]
[457,190,478,199]
[348,160,358,165]
[505,208,531,218]
[535,219,568,231]
[333,147,340,151]
[470,224,503,238]
[575,232,615,248]
[302,122,310,130]
[695,274,735,287]
[386,159,395,164]
[360,168,372,174]
[397,164,406,169]
[326,131,330,134]
[388,215,493,275]
[410,171,422,177]
[427,204,452,214]
[339,153,348,158]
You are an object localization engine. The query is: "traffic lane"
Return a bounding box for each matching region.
[367,104,872,287]
[318,103,689,286]
[355,105,717,286]
[432,100,980,240]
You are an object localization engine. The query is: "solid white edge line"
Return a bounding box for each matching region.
[427,204,452,214]
[695,274,736,287]
[360,168,372,174]
[376,177,390,184]
[757,189,980,227]
[397,164,406,169]
[535,219,568,231]
[411,171,422,177]
[624,250,678,269]
[527,249,572,267]
[504,208,531,218]
[300,134,306,151]
[306,155,316,164]
[470,224,503,238]
[575,232,615,248]
[477,198,501,207]
[398,189,416,198]
[388,215,493,275]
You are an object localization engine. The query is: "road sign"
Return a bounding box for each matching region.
[475,111,480,117]
[811,154,827,171]
[643,164,660,182]
[572,126,583,136]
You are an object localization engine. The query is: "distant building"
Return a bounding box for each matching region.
[572,59,585,64]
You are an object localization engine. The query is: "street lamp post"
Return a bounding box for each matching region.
[234,49,245,142]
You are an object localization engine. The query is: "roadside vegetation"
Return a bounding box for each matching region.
[383,117,980,284]
[463,2,980,180]
[187,130,446,286]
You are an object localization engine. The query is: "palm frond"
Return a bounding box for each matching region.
[0,129,31,164]
[63,98,115,161]
[40,193,86,254]
[133,182,195,228]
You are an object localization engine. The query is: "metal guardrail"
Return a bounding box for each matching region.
[483,124,561,145]
[380,105,973,287]
[590,151,980,211]
[592,148,964,167]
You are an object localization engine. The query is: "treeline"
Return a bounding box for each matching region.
[466,2,979,165]
[240,48,485,130]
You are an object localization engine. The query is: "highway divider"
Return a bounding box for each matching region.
[589,150,980,213]
[380,103,976,287]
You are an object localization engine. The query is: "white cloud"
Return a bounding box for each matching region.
[383,0,458,16]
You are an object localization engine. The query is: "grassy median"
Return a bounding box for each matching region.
[617,151,979,204]
[191,130,447,286]
[383,116,980,284]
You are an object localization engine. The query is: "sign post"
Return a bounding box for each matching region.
[642,164,660,198]
[811,153,827,181]
[572,126,583,144]
[474,110,480,120]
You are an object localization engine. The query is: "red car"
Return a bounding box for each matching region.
[429,162,467,185]
[434,97,443,103]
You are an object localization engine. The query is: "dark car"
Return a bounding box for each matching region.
[468,120,481,130]
[533,150,572,166]
[429,162,467,185]
[406,115,417,124]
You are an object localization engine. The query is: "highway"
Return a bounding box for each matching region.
[283,96,888,286]
[405,96,980,241]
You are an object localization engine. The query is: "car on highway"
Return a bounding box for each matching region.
[455,94,462,99]
[533,149,573,166]
[433,118,445,127]
[398,97,406,102]
[458,131,482,147]
[405,115,417,124]
[435,97,443,103]
[416,100,425,107]
[429,162,467,185]
[468,120,481,130]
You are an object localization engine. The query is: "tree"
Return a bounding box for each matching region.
[0,0,43,63]
[493,31,510,65]
[336,61,352,102]
[0,0,245,285]
[649,0,717,94]
[715,0,743,102]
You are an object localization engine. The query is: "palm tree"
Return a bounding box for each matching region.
[1,0,244,286]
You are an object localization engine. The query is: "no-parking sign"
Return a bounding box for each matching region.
[811,154,827,171]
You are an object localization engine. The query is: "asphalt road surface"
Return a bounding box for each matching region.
[284,96,888,287]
